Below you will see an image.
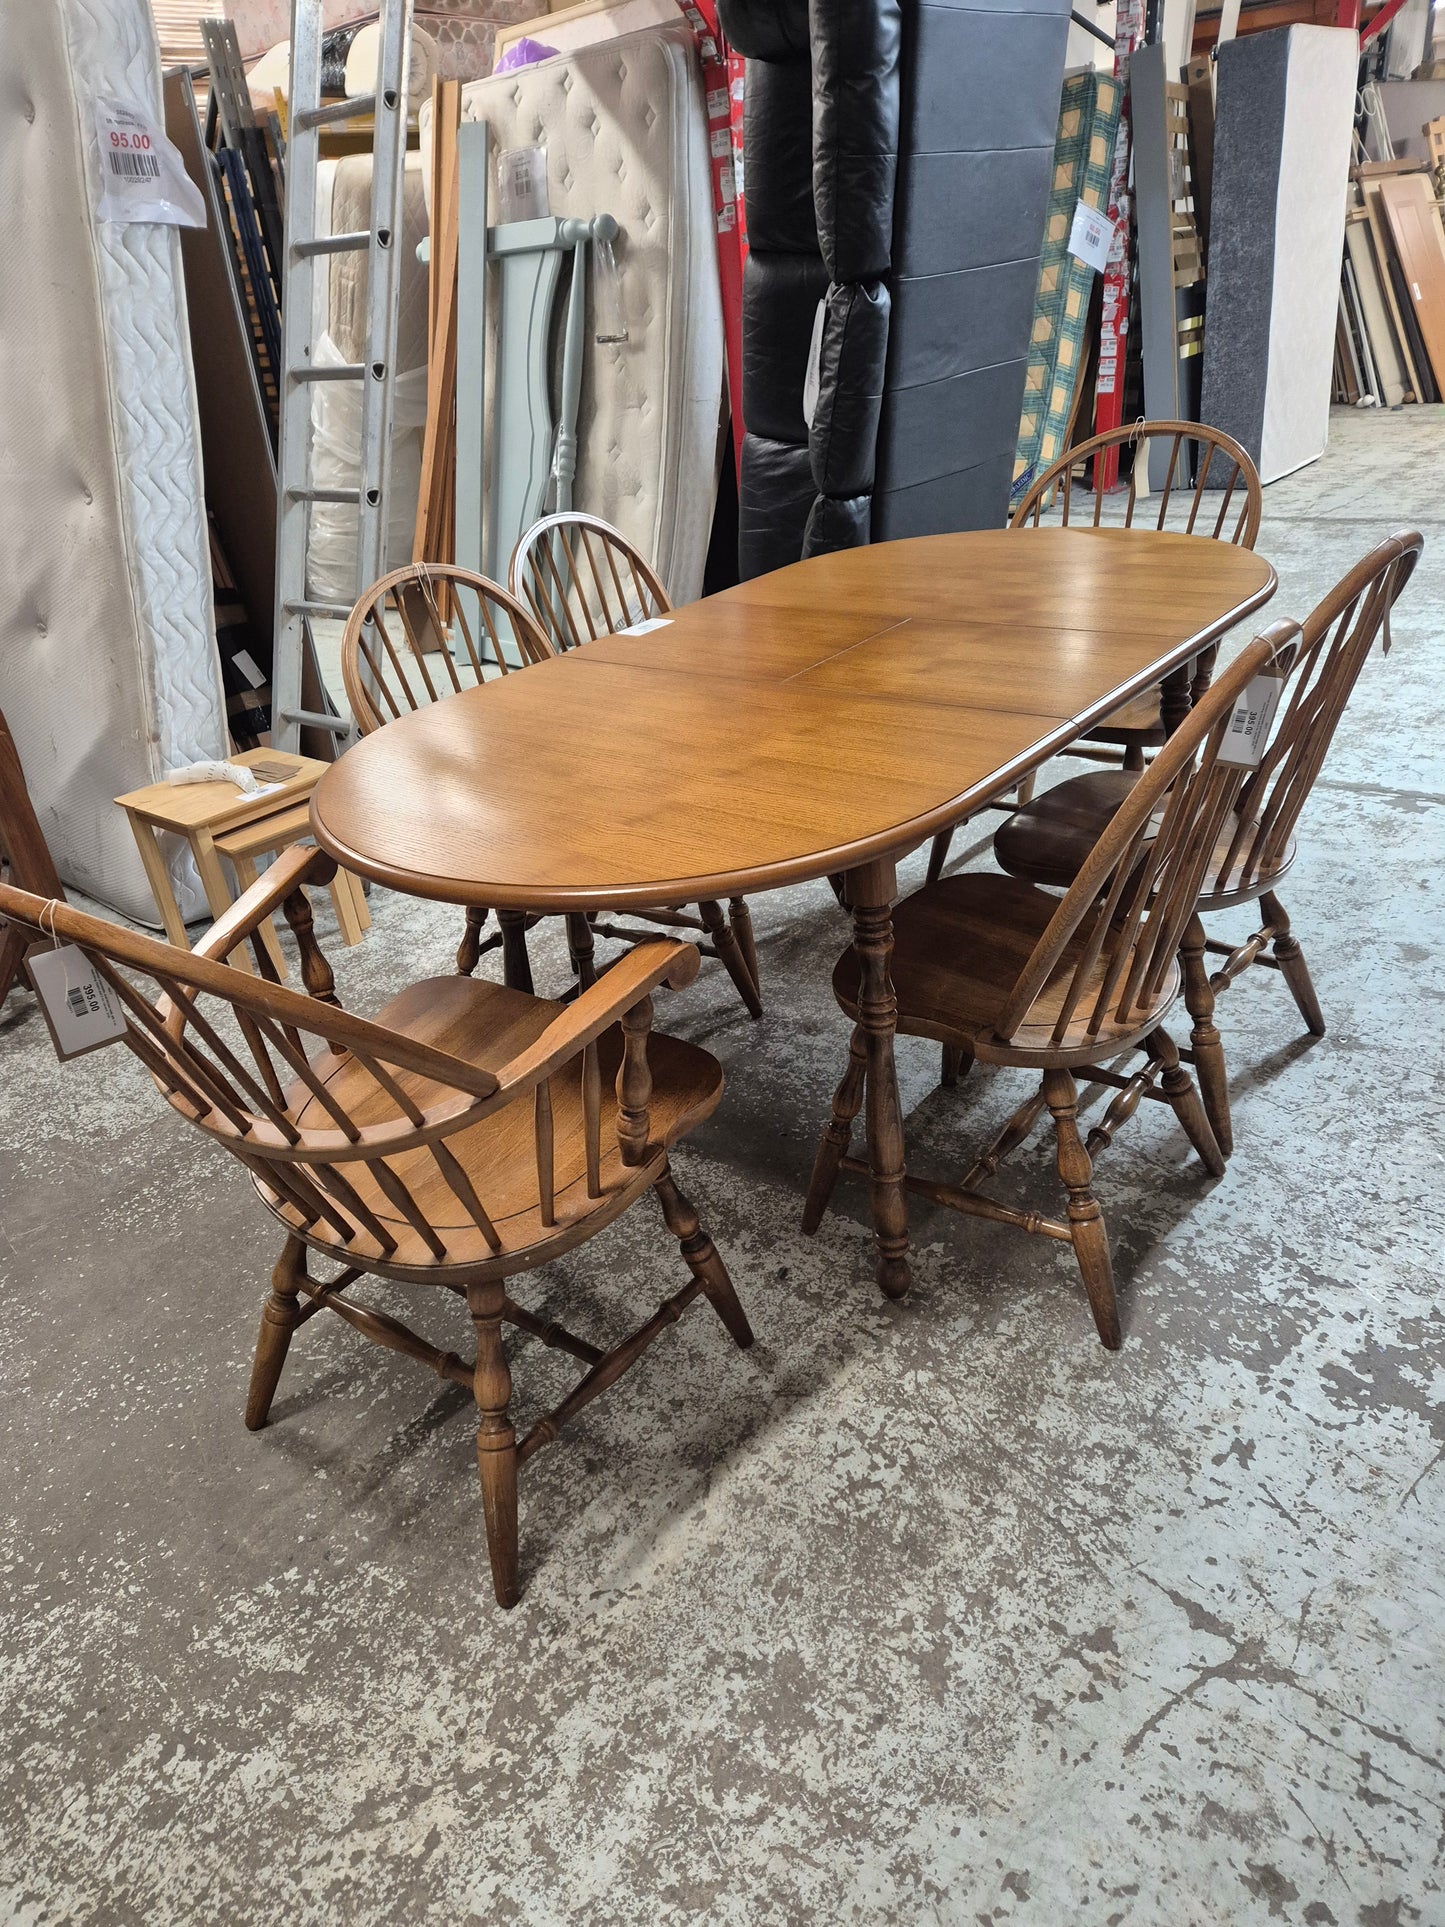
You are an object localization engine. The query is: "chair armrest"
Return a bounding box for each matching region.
[489,937,699,1099]
[192,843,338,965]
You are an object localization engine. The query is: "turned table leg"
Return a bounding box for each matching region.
[844,856,910,1300]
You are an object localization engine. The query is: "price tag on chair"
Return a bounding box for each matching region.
[26,946,129,1061]
[1218,674,1284,767]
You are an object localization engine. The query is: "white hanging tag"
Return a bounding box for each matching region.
[1217,674,1284,767]
[26,946,130,1062]
[1068,200,1116,275]
[93,98,205,228]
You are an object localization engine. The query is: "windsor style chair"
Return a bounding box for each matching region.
[804,621,1302,1349]
[341,561,557,990]
[0,705,65,1008]
[994,530,1423,1156]
[510,512,763,1017]
[926,421,1263,887]
[0,850,753,1607]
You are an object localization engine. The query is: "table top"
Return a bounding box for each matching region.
[311,527,1276,911]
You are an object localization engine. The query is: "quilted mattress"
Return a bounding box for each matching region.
[428,23,725,604]
[0,0,229,924]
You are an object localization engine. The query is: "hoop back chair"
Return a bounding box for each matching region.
[995,530,1423,1155]
[0,848,753,1607]
[511,512,763,1016]
[341,561,555,984]
[805,620,1302,1350]
[0,705,65,1008]
[924,420,1264,887]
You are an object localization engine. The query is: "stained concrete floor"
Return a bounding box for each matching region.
[2,408,1443,1925]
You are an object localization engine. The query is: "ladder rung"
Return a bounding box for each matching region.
[286,486,362,504]
[286,599,356,620]
[280,709,351,735]
[290,363,366,383]
[294,231,372,258]
[294,94,377,132]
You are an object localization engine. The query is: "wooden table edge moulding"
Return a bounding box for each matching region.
[311,528,1277,1298]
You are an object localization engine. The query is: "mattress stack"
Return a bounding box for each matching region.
[0,0,229,923]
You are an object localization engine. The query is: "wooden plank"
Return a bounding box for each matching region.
[1379,173,1445,392]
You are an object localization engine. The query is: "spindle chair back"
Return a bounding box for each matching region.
[341,562,553,737]
[925,421,1264,887]
[0,847,752,1606]
[0,705,65,1006]
[341,563,553,982]
[989,626,1294,1057]
[1011,419,1263,546]
[510,511,670,650]
[1176,528,1423,1154]
[509,513,764,1016]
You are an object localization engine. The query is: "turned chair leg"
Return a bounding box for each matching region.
[1180,913,1232,1159]
[802,1025,868,1233]
[940,1043,972,1089]
[566,911,598,990]
[245,1237,308,1430]
[497,909,534,995]
[1043,1068,1121,1350]
[926,828,954,885]
[468,1279,519,1609]
[654,1164,754,1348]
[729,896,762,1008]
[1150,1029,1226,1177]
[1262,890,1325,1038]
[1123,741,1147,773]
[698,898,763,1018]
[456,905,489,976]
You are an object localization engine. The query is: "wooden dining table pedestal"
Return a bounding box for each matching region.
[311,528,1275,1298]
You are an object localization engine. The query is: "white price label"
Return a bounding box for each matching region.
[93,98,205,229]
[26,945,130,1062]
[1068,200,1116,275]
[1218,674,1284,767]
[619,616,673,636]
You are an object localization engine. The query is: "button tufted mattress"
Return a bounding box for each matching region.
[0,0,229,925]
[428,23,725,604]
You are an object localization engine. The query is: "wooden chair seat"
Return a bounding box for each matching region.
[831,873,1179,1066]
[994,770,1296,900]
[273,975,723,1271]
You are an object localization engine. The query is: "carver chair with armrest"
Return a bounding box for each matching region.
[992,529,1422,1156]
[925,420,1263,887]
[0,848,753,1607]
[0,703,65,1008]
[510,511,763,1017]
[341,560,558,991]
[804,621,1302,1350]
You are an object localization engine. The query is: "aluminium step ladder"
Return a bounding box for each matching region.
[270,0,415,754]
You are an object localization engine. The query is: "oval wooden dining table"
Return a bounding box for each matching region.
[312,526,1276,1299]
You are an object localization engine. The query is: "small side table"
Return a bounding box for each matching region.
[116,749,369,978]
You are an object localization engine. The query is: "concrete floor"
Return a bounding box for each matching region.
[1,409,1442,1925]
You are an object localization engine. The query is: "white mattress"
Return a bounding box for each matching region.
[424,23,725,604]
[0,0,228,925]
